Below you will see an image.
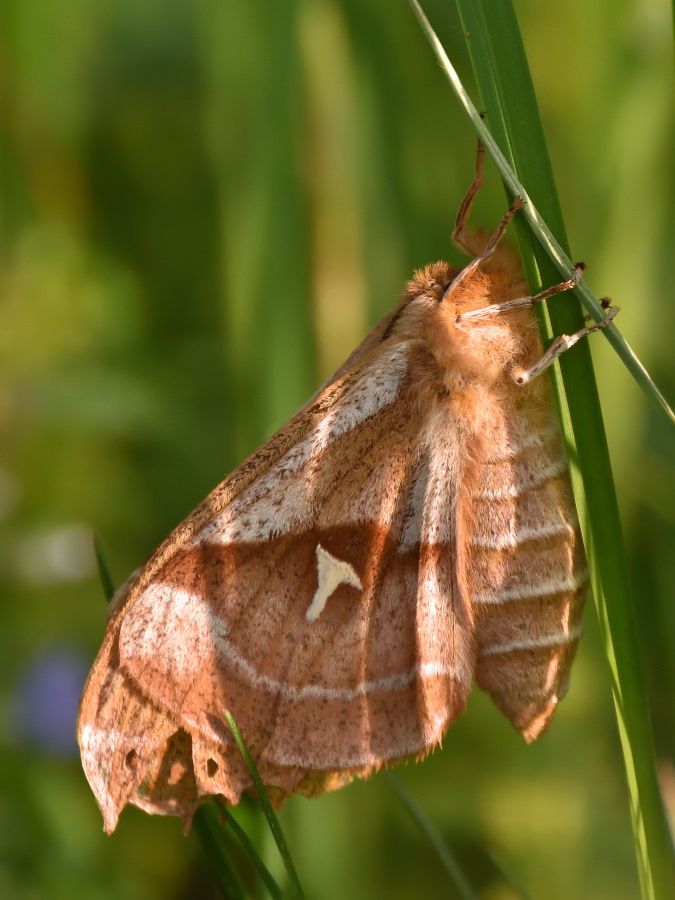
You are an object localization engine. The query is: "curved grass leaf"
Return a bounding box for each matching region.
[409,3,675,898]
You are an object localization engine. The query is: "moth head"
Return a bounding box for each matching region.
[397,260,533,385]
[402,261,458,305]
[387,261,459,338]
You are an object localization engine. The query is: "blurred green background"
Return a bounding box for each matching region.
[1,0,674,897]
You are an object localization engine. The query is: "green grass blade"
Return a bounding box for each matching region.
[387,774,532,900]
[411,2,675,898]
[221,803,284,900]
[193,805,247,899]
[487,851,533,900]
[93,535,115,603]
[408,0,675,429]
[386,774,479,900]
[225,711,305,900]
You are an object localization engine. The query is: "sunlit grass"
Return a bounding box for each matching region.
[411,2,675,897]
[3,0,673,897]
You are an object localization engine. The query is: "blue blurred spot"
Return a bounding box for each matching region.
[12,646,89,756]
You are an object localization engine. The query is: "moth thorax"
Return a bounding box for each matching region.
[460,317,525,378]
[432,301,526,389]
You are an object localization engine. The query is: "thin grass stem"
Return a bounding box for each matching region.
[193,805,247,900]
[225,711,305,900]
[220,803,284,900]
[408,0,675,429]
[410,3,675,898]
[386,773,479,900]
[93,536,115,603]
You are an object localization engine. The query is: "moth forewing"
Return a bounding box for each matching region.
[78,198,591,833]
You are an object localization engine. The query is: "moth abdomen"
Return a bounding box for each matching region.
[465,400,587,740]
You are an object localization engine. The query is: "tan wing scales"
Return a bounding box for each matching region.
[79,334,474,832]
[78,173,599,834]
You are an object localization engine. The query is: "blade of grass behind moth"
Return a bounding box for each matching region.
[93,535,115,603]
[424,1,675,898]
[224,711,305,900]
[487,851,533,900]
[193,805,247,900]
[407,0,675,429]
[218,801,284,900]
[386,773,532,900]
[386,774,478,900]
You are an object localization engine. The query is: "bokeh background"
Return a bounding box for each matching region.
[2,0,674,897]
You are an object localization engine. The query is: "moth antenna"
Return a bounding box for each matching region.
[514,304,619,384]
[457,262,586,323]
[445,195,524,301]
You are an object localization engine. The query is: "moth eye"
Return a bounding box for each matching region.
[206,758,219,778]
[439,281,451,298]
[125,749,138,770]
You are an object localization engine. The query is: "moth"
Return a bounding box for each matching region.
[78,144,616,833]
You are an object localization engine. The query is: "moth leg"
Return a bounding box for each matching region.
[513,304,619,384]
[446,133,525,297]
[457,263,586,323]
[453,138,486,254]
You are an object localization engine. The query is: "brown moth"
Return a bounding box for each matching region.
[78,145,616,833]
